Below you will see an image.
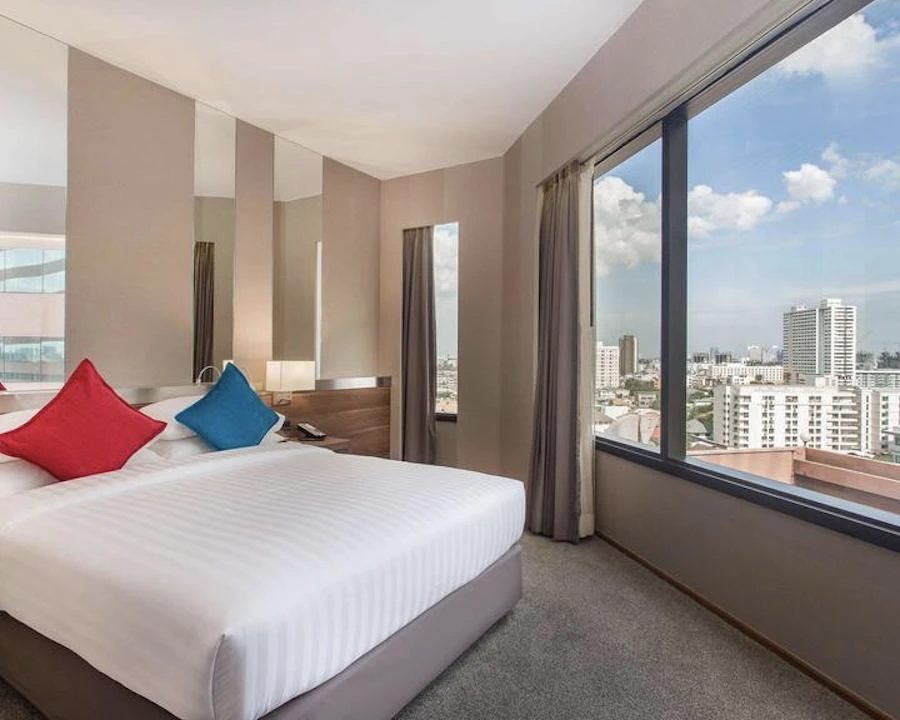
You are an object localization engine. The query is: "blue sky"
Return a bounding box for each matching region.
[596,0,900,358]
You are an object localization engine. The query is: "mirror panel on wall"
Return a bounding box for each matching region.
[0,16,67,391]
[273,137,323,366]
[193,102,236,380]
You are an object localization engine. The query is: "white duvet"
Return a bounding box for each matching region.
[0,444,524,720]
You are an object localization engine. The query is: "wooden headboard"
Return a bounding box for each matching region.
[262,387,391,458]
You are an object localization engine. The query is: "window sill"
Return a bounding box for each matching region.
[594,435,900,554]
[436,413,458,423]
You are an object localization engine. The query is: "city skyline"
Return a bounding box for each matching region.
[595,1,900,357]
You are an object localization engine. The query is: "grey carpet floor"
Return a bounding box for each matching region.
[1,534,867,720]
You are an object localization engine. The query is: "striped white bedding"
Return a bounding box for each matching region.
[0,444,525,720]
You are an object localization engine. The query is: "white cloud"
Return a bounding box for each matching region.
[818,142,900,193]
[776,200,801,214]
[593,176,661,275]
[432,224,458,297]
[776,13,893,80]
[594,177,775,272]
[864,158,900,189]
[782,163,837,204]
[687,185,772,237]
[821,143,850,179]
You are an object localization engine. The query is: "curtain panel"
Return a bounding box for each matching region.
[401,226,437,463]
[192,242,215,380]
[527,163,581,542]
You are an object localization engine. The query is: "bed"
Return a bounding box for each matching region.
[0,442,525,720]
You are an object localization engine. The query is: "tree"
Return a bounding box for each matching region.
[878,351,900,369]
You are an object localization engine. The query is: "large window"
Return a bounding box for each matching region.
[593,0,900,545]
[434,222,459,416]
[593,137,661,449]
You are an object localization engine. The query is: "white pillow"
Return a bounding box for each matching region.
[128,447,166,466]
[0,460,55,498]
[148,436,215,460]
[148,415,285,458]
[268,413,286,436]
[139,396,205,440]
[0,409,42,464]
[141,396,285,443]
[0,448,161,500]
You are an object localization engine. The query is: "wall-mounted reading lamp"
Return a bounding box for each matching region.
[194,365,222,384]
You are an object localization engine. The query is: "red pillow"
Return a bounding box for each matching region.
[0,359,165,481]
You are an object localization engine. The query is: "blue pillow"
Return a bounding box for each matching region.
[175,364,279,450]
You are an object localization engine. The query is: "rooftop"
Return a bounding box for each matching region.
[690,446,900,516]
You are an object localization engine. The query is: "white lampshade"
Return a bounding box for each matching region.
[265,361,316,392]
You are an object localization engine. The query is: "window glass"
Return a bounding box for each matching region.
[593,138,662,449]
[4,249,43,293]
[434,222,459,415]
[686,0,900,512]
[42,248,65,293]
[0,242,66,387]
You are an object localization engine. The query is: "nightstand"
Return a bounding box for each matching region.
[278,429,352,453]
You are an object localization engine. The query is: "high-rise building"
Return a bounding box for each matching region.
[618,334,638,376]
[782,298,857,386]
[596,343,621,390]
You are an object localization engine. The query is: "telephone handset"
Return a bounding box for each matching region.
[296,422,327,440]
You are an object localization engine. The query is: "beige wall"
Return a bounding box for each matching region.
[233,120,274,385]
[274,195,321,362]
[380,158,504,474]
[435,420,458,468]
[595,450,900,717]
[66,50,194,386]
[321,158,380,379]
[194,196,235,369]
[0,182,66,235]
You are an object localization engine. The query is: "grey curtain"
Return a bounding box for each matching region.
[401,226,437,464]
[192,242,215,379]
[528,162,581,542]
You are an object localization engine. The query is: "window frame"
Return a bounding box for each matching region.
[433,222,460,420]
[591,0,900,553]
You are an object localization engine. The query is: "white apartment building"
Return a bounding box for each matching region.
[858,389,900,456]
[890,428,900,464]
[856,369,900,389]
[688,362,784,388]
[713,385,860,452]
[596,343,621,390]
[618,334,639,376]
[782,298,857,386]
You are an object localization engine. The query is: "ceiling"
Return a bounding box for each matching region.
[0,0,643,179]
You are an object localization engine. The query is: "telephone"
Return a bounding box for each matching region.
[296,422,327,440]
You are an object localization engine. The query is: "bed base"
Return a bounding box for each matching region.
[0,544,521,720]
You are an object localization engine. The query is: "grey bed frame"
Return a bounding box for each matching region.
[0,544,522,720]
